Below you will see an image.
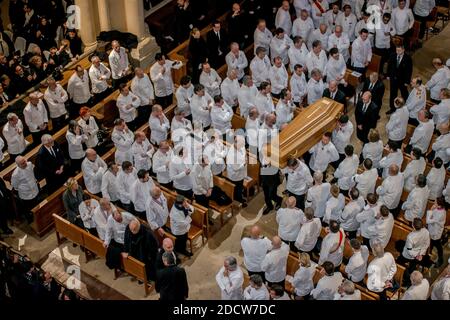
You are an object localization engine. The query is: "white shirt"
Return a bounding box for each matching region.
[243,285,270,300]
[288,44,309,73]
[352,168,378,199]
[328,32,350,62]
[275,7,292,35]
[309,141,340,173]
[169,155,193,191]
[191,164,213,195]
[306,182,331,218]
[292,16,314,42]
[238,84,258,118]
[261,243,290,282]
[216,266,244,300]
[220,77,240,107]
[324,10,344,32]
[308,29,330,51]
[432,132,450,164]
[255,92,275,120]
[294,218,322,251]
[150,60,182,97]
[392,7,414,35]
[427,167,446,200]
[351,36,373,68]
[225,50,248,80]
[430,99,450,127]
[334,290,362,300]
[326,54,347,84]
[275,99,296,127]
[371,213,395,248]
[367,252,397,292]
[362,140,384,168]
[23,101,48,133]
[379,150,404,178]
[402,228,430,259]
[414,0,436,17]
[406,85,427,119]
[334,155,359,190]
[426,207,446,240]
[117,168,137,205]
[88,63,111,94]
[402,186,430,221]
[386,106,409,141]
[345,246,369,282]
[175,84,194,116]
[66,130,87,159]
[111,128,134,165]
[249,55,271,87]
[337,13,358,41]
[211,103,233,134]
[79,199,99,229]
[44,84,68,118]
[431,276,450,300]
[332,123,354,155]
[190,93,212,128]
[131,178,155,212]
[226,146,247,181]
[131,138,154,171]
[131,74,155,106]
[78,116,99,148]
[204,140,227,176]
[291,262,317,296]
[199,69,222,98]
[307,78,325,105]
[11,162,39,200]
[311,272,344,300]
[290,72,307,104]
[426,67,450,100]
[101,170,121,202]
[356,204,380,238]
[323,194,346,224]
[375,21,396,49]
[311,0,330,28]
[339,199,364,232]
[377,173,404,210]
[253,27,273,54]
[2,120,26,155]
[318,228,346,266]
[270,35,293,65]
[410,120,435,153]
[149,114,170,145]
[146,194,169,231]
[269,64,289,95]
[444,180,450,204]
[67,70,91,104]
[152,149,173,184]
[306,50,328,77]
[276,207,304,241]
[104,211,134,245]
[241,236,272,272]
[81,156,107,194]
[169,202,193,235]
[402,279,430,300]
[245,117,260,148]
[108,47,129,79]
[284,160,313,196]
[117,92,140,123]
[93,204,117,240]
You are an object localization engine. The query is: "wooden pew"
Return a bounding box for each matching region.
[209,175,235,226]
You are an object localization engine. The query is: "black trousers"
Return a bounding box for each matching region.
[362,236,372,251]
[159,182,173,190]
[247,270,266,283]
[174,232,189,254]
[112,77,128,90]
[194,194,209,208]
[375,47,391,75]
[267,279,285,289]
[175,188,193,200]
[345,230,358,240]
[230,179,245,203]
[155,94,173,109]
[261,172,282,210]
[389,79,409,112]
[408,117,419,126]
[69,157,84,176]
[19,195,39,222]
[31,129,48,147]
[93,88,112,104]
[137,104,151,126]
[430,238,444,263]
[414,13,428,39]
[287,191,305,210]
[51,114,67,133]
[356,127,370,144]
[69,100,92,120]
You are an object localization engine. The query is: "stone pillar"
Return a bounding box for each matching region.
[124,0,160,69]
[97,0,111,32]
[75,0,98,52]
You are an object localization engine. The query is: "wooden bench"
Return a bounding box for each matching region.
[209,175,235,226]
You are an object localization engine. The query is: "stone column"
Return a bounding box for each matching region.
[75,0,98,52]
[97,0,111,32]
[124,0,160,69]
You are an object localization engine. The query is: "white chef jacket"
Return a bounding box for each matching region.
[323,193,346,224]
[284,160,313,195]
[431,274,450,300]
[319,228,346,266]
[225,50,248,80]
[402,279,430,300]
[402,228,430,259]
[249,55,271,87]
[328,32,350,62]
[291,262,317,297]
[270,35,293,65]
[169,155,193,191]
[243,285,270,300]
[334,290,362,300]
[79,199,99,229]
[432,132,450,164]
[426,207,446,240]
[362,140,384,168]
[2,120,26,155]
[309,141,339,173]
[406,85,427,119]
[245,117,260,148]
[152,149,173,184]
[430,99,450,127]
[306,50,328,77]
[190,93,212,128]
[337,12,358,41]
[386,106,409,141]
[371,213,395,248]
[131,74,155,106]
[199,69,222,98]
[81,156,107,194]
[377,173,404,209]
[88,63,111,94]
[288,44,309,73]
[238,84,258,118]
[66,130,87,159]
[351,36,372,68]
[311,0,330,28]
[216,266,244,300]
[293,0,312,15]
[117,168,137,205]
[340,199,364,232]
[150,59,182,97]
[379,150,404,178]
[269,64,289,95]
[220,77,240,107]
[203,140,227,175]
[104,211,134,246]
[369,0,393,14]
[253,27,273,54]
[332,122,353,154]
[404,158,426,192]
[255,92,275,120]
[275,99,296,126]
[108,47,129,79]
[23,101,48,133]
[410,120,435,153]
[78,116,99,148]
[275,7,292,35]
[117,92,140,123]
[402,185,430,221]
[367,252,397,292]
[444,180,450,204]
[169,202,193,235]
[261,242,290,282]
[131,138,154,171]
[345,245,369,282]
[324,10,344,32]
[290,72,307,104]
[306,182,331,218]
[326,54,347,84]
[375,21,396,49]
[352,168,378,199]
[226,146,247,181]
[44,84,68,118]
[414,0,436,17]
[11,162,39,200]
[131,179,155,212]
[335,155,359,190]
[311,272,344,300]
[93,203,117,240]
[241,236,272,272]
[101,170,121,202]
[308,29,330,51]
[292,16,314,43]
[356,204,380,238]
[211,103,233,134]
[191,164,213,195]
[426,167,446,200]
[426,67,450,100]
[175,84,194,116]
[149,114,170,145]
[307,78,325,105]
[111,128,134,165]
[145,194,169,230]
[67,70,90,104]
[276,207,304,241]
[294,218,322,251]
[392,7,414,35]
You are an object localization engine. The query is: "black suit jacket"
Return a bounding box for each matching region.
[155,249,179,271]
[362,79,385,109]
[206,29,228,60]
[322,88,346,106]
[36,142,65,180]
[155,265,189,301]
[387,53,413,85]
[355,100,378,129]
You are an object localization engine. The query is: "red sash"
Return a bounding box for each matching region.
[314,0,326,14]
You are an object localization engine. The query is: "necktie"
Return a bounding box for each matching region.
[216,32,220,40]
[362,103,368,113]
[331,92,335,100]
[362,0,368,14]
[369,82,374,90]
[397,55,401,67]
[50,147,56,158]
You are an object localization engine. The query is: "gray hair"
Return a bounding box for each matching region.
[41,134,53,144]
[249,274,263,287]
[311,68,322,78]
[162,251,175,266]
[410,271,423,285]
[242,75,252,86]
[342,279,355,295]
[224,256,238,270]
[371,241,385,258]
[313,171,323,183]
[7,113,18,121]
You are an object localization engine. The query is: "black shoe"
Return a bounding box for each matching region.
[263,207,273,215]
[275,202,282,211]
[2,227,13,235]
[241,202,248,208]
[181,250,193,257]
[208,218,214,226]
[435,259,444,268]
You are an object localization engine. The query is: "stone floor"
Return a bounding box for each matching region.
[2,22,450,300]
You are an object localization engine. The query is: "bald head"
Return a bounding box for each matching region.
[286,196,297,208]
[250,225,261,239]
[162,238,174,252]
[272,236,282,249]
[388,164,399,176]
[129,219,140,234]
[150,186,162,199]
[85,148,97,161]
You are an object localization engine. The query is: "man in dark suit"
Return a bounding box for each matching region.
[155,238,179,271]
[0,177,14,235]
[323,80,346,106]
[386,45,412,114]
[355,91,379,143]
[36,134,66,194]
[156,251,189,301]
[362,72,385,113]
[206,20,228,69]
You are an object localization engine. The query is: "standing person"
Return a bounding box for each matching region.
[131,131,155,173]
[81,149,107,197]
[308,132,340,177]
[386,97,409,146]
[131,67,155,125]
[377,164,404,216]
[225,42,248,81]
[169,146,193,199]
[361,72,385,112]
[169,195,194,257]
[131,170,155,219]
[0,177,14,234]
[146,186,169,238]
[426,197,446,267]
[290,252,318,300]
[332,115,354,166]
[355,91,378,143]
[426,58,450,103]
[367,242,397,300]
[352,159,378,200]
[116,83,140,132]
[283,158,313,210]
[153,141,174,189]
[62,178,84,227]
[150,53,183,108]
[188,28,209,83]
[11,156,38,223]
[243,274,270,300]
[23,92,48,147]
[175,76,194,121]
[149,105,170,145]
[88,56,111,103]
[260,149,282,215]
[36,134,66,194]
[117,161,138,213]
[276,197,304,250]
[216,256,244,300]
[191,156,213,208]
[67,65,91,119]
[391,0,414,49]
[250,47,271,88]
[78,107,99,150]
[2,113,27,159]
[199,62,222,98]
[413,0,436,40]
[405,77,426,125]
[386,45,412,114]
[345,239,369,283]
[261,236,290,288]
[275,1,293,36]
[206,20,228,69]
[108,40,130,89]
[156,252,189,301]
[253,19,273,55]
[66,121,88,175]
[44,77,68,132]
[226,135,248,207]
[111,119,134,166]
[240,225,272,281]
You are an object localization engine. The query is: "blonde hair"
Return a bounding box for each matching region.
[299,253,311,268]
[368,129,380,143]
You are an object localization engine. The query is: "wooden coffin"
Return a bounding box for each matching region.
[267,98,344,168]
